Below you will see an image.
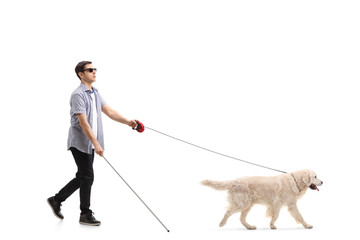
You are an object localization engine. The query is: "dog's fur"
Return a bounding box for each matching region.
[201,169,323,230]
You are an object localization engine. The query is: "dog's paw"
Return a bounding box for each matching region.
[304,224,313,229]
[270,224,277,230]
[219,222,225,227]
[246,225,257,230]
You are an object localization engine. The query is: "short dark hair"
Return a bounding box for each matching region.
[75,61,92,80]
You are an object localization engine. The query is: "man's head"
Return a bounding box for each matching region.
[75,61,97,83]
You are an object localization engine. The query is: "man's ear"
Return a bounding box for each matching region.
[78,72,84,80]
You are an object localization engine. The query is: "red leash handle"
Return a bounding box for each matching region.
[133,120,145,133]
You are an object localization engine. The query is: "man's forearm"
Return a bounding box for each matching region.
[102,104,137,129]
[79,118,101,148]
[105,108,130,125]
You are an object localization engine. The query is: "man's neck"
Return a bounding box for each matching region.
[81,81,93,91]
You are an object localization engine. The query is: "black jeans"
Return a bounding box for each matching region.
[54,147,94,214]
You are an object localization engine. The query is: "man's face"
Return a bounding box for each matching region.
[80,64,97,83]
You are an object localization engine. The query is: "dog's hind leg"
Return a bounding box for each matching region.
[219,209,237,227]
[240,205,256,230]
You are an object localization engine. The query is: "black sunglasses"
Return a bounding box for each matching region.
[83,68,97,73]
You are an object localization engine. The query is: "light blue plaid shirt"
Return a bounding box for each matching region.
[67,83,107,154]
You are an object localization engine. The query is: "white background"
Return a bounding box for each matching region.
[1,0,359,239]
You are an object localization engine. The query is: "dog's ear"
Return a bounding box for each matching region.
[290,170,311,192]
[301,170,312,186]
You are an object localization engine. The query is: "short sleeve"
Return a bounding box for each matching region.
[98,92,107,108]
[70,93,86,115]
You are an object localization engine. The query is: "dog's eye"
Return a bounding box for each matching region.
[315,176,317,178]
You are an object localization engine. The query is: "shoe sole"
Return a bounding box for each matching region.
[47,199,64,220]
[79,221,101,226]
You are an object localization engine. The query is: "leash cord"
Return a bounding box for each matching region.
[145,126,287,174]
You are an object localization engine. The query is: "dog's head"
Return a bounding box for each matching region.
[290,169,323,193]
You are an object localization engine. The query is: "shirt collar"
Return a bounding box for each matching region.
[79,83,98,93]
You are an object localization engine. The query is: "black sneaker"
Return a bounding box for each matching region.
[79,212,101,226]
[47,196,64,220]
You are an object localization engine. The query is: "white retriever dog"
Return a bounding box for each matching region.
[201,169,322,230]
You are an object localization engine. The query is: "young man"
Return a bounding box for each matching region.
[47,61,137,226]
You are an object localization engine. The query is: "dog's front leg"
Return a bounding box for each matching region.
[269,205,281,230]
[287,204,313,229]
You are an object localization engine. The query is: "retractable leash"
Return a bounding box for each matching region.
[132,120,145,132]
[139,122,286,174]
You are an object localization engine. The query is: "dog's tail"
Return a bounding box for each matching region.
[201,179,234,191]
